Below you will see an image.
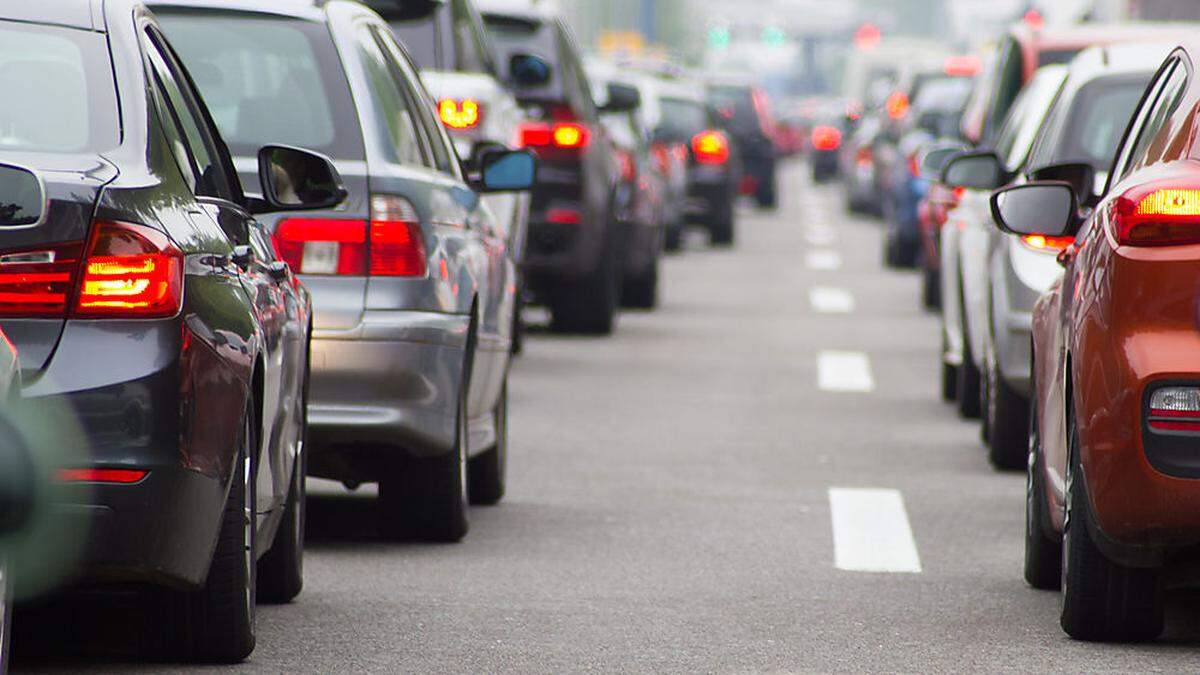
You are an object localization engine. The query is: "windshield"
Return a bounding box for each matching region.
[657,98,709,141]
[0,21,118,154]
[156,12,365,160]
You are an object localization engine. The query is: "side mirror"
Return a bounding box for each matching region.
[0,164,44,227]
[602,82,641,113]
[990,181,1078,238]
[510,53,552,87]
[941,150,1006,190]
[257,145,349,213]
[919,146,964,181]
[1029,161,1097,207]
[476,149,536,193]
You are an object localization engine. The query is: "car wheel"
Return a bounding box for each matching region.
[921,264,941,311]
[1060,416,1163,642]
[709,196,735,247]
[664,222,683,253]
[469,381,508,506]
[755,173,778,209]
[987,343,1029,471]
[621,261,658,310]
[550,238,618,335]
[378,375,470,543]
[1024,391,1061,590]
[149,406,256,662]
[940,332,957,403]
[956,299,982,419]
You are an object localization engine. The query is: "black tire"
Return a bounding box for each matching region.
[550,242,618,335]
[940,333,957,403]
[754,171,778,209]
[1060,419,1164,641]
[378,370,469,543]
[987,345,1030,471]
[957,303,982,419]
[709,197,735,247]
[622,262,658,310]
[468,382,507,506]
[664,223,683,253]
[921,264,941,311]
[1025,392,1061,590]
[149,408,256,662]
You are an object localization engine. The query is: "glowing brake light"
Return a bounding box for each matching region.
[691,130,730,165]
[886,91,909,120]
[1113,187,1200,246]
[74,221,183,318]
[810,125,841,151]
[0,242,83,317]
[438,99,482,130]
[519,122,590,150]
[943,55,981,77]
[369,194,426,277]
[1019,234,1074,253]
[58,468,148,484]
[273,195,425,277]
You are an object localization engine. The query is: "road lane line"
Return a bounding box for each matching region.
[817,350,874,392]
[809,287,855,314]
[805,250,842,271]
[806,225,837,246]
[828,488,922,573]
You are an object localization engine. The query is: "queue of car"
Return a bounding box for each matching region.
[0,0,791,665]
[826,18,1200,643]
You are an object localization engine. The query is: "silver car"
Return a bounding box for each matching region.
[157,0,534,542]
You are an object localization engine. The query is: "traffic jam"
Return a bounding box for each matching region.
[2,0,1200,671]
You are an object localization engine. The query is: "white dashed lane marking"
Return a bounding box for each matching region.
[828,488,922,573]
[805,250,843,271]
[817,350,874,393]
[809,287,855,314]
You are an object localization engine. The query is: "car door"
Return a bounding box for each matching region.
[143,26,295,518]
[374,22,511,426]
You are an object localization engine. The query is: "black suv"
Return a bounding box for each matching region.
[480,0,633,335]
[707,81,779,209]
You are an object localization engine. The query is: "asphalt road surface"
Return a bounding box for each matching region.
[19,163,1200,672]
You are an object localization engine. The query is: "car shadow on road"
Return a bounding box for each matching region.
[304,491,387,547]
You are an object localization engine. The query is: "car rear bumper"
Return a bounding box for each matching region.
[685,167,733,221]
[307,310,468,479]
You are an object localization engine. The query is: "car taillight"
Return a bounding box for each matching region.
[616,150,637,183]
[546,208,582,225]
[953,186,965,201]
[1148,386,1200,432]
[58,468,148,484]
[74,221,183,319]
[811,125,841,151]
[908,152,921,178]
[1113,186,1200,246]
[369,194,425,277]
[886,91,909,120]
[438,98,482,130]
[856,147,873,167]
[1019,234,1074,253]
[691,130,730,165]
[650,143,672,174]
[519,122,591,150]
[0,242,83,317]
[274,196,424,278]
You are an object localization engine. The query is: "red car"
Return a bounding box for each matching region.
[992,44,1200,641]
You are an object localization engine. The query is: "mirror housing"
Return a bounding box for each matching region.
[474,149,536,193]
[256,145,348,214]
[941,150,1007,190]
[1029,161,1097,207]
[601,82,641,113]
[509,53,552,87]
[0,164,44,227]
[919,145,964,181]
[990,181,1079,238]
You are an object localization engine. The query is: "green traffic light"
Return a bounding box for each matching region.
[708,26,730,50]
[762,26,786,46]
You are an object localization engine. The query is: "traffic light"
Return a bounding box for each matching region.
[708,25,731,50]
[762,26,786,47]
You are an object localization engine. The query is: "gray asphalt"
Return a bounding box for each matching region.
[19,162,1200,672]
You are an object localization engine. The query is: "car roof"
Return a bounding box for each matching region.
[0,0,103,31]
[1011,22,1196,52]
[1070,42,1175,80]
[145,0,332,21]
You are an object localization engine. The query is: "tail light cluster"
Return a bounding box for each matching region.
[439,98,482,130]
[855,147,873,167]
[885,91,909,120]
[273,195,425,278]
[691,130,730,165]
[810,125,841,152]
[616,150,637,183]
[519,122,590,150]
[1112,187,1200,246]
[1019,234,1074,254]
[907,152,921,178]
[1148,386,1200,433]
[0,220,183,319]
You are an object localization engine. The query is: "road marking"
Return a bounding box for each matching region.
[809,287,855,314]
[817,350,874,392]
[805,250,842,271]
[806,225,837,246]
[828,488,922,573]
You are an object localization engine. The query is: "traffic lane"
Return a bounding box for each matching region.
[13,163,1200,672]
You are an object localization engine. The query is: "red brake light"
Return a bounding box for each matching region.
[908,152,921,178]
[886,91,909,120]
[811,125,841,151]
[691,130,730,165]
[369,194,426,277]
[74,221,183,318]
[546,208,582,225]
[518,122,590,150]
[0,242,83,317]
[439,98,482,130]
[1112,186,1200,246]
[273,218,367,275]
[1019,234,1074,253]
[616,150,637,182]
[58,468,148,484]
[943,55,981,77]
[855,147,873,166]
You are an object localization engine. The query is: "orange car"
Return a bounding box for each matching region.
[992,44,1200,641]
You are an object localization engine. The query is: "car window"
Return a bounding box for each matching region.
[144,29,235,201]
[1122,62,1188,178]
[387,11,445,71]
[984,37,1023,144]
[0,20,119,154]
[657,98,709,141]
[372,26,461,176]
[555,25,597,122]
[354,23,432,169]
[1110,60,1176,186]
[451,0,485,73]
[991,67,1066,173]
[156,11,365,162]
[483,13,563,102]
[1028,75,1152,175]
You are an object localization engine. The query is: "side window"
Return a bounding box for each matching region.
[354,24,432,168]
[555,26,597,123]
[1110,61,1174,184]
[451,0,484,73]
[465,2,498,76]
[985,39,1022,143]
[1122,62,1188,178]
[144,30,234,201]
[373,27,460,177]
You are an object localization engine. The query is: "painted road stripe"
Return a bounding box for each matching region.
[806,225,837,246]
[805,250,842,271]
[809,287,855,314]
[829,488,922,573]
[817,350,874,392]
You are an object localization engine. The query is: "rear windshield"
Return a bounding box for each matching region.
[913,77,973,113]
[657,98,708,140]
[1030,75,1151,173]
[708,86,756,131]
[389,17,441,71]
[0,21,118,154]
[483,14,561,100]
[156,12,365,160]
